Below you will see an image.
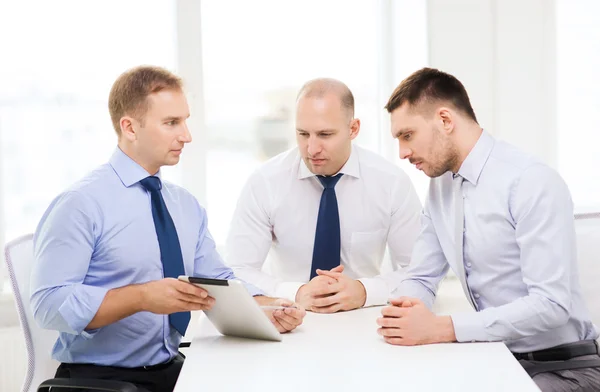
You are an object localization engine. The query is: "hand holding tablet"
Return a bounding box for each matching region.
[178,276,303,341]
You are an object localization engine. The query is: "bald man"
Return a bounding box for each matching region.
[225,78,422,313]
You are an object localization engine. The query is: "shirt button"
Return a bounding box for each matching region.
[474,293,481,299]
[466,262,472,268]
[463,227,466,233]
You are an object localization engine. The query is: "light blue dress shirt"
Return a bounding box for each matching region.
[394,131,598,352]
[31,148,263,367]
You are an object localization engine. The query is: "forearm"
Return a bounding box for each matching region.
[86,284,146,330]
[451,293,570,343]
[253,295,279,306]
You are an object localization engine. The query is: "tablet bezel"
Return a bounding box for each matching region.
[178,276,282,342]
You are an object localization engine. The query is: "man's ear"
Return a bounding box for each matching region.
[120,116,138,141]
[437,107,455,135]
[349,118,361,140]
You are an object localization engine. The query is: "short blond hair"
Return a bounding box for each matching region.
[108,65,183,135]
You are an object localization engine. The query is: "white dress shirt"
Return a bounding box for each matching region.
[394,131,598,352]
[225,144,422,306]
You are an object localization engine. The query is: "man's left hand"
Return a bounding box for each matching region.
[262,298,306,333]
[376,297,456,345]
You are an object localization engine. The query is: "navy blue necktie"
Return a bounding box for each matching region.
[140,176,190,336]
[310,174,343,279]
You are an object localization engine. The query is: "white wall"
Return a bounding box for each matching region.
[427,0,557,167]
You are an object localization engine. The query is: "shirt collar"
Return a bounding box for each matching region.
[455,130,495,185]
[109,147,161,188]
[297,144,360,180]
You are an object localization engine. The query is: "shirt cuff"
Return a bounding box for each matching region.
[274,282,305,302]
[451,311,494,342]
[58,284,109,337]
[240,280,266,297]
[391,280,436,310]
[357,277,389,307]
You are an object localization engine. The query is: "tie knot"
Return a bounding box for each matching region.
[318,173,343,189]
[140,176,162,192]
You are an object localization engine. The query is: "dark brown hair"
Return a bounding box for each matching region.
[385,67,478,123]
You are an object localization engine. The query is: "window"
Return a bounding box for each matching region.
[0,0,179,245]
[0,0,429,267]
[556,0,600,210]
[200,0,428,242]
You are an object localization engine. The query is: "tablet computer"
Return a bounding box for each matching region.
[178,276,282,342]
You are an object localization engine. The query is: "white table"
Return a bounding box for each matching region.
[175,307,540,392]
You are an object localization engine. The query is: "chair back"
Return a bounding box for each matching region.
[4,234,59,392]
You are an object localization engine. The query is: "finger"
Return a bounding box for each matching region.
[283,307,306,321]
[316,269,343,280]
[383,336,407,346]
[330,265,345,273]
[268,313,288,333]
[176,299,211,311]
[274,310,300,329]
[309,275,335,285]
[180,292,215,306]
[386,336,418,346]
[381,305,409,318]
[311,302,342,313]
[376,317,401,328]
[312,292,342,308]
[273,298,294,307]
[377,327,404,337]
[388,297,419,306]
[311,282,344,297]
[174,280,209,298]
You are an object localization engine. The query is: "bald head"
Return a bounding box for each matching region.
[296,78,355,120]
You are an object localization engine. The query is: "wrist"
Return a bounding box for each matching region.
[355,280,367,308]
[434,315,457,343]
[254,295,276,306]
[137,283,149,312]
[295,284,307,303]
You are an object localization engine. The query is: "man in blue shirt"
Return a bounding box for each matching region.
[373,68,600,391]
[31,65,306,392]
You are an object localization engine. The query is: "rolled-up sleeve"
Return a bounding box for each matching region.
[31,192,108,337]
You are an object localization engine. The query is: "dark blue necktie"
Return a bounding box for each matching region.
[310,174,343,279]
[140,176,190,336]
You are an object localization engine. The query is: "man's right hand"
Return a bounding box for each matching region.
[295,265,344,312]
[141,278,215,314]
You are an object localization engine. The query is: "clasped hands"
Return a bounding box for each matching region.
[376,297,456,346]
[294,265,367,313]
